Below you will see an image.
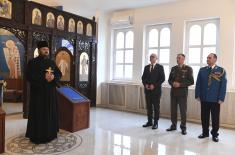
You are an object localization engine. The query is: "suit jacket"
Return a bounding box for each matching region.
[168,64,194,96]
[142,63,165,95]
[195,66,227,103]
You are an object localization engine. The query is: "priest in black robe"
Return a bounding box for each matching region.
[25,41,62,144]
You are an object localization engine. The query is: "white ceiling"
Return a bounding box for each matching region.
[31,0,183,18]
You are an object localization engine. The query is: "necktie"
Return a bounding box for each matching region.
[150,65,154,72]
[208,67,212,86]
[208,67,212,72]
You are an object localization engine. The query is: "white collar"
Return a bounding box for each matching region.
[178,64,185,68]
[150,62,157,67]
[208,64,216,69]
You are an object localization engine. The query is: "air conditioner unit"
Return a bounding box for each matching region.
[110,15,134,26]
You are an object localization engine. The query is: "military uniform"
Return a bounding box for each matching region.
[168,64,194,130]
[195,65,227,138]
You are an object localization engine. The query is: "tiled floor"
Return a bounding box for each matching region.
[2,107,235,155]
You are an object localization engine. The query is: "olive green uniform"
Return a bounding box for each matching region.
[168,65,194,130]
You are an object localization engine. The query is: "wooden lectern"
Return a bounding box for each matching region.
[0,107,5,153]
[0,80,3,106]
[57,86,90,132]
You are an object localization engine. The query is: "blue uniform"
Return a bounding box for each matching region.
[195,65,227,138]
[195,66,227,103]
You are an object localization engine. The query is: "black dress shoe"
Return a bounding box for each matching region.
[166,125,176,131]
[181,130,187,135]
[142,122,152,127]
[198,134,209,139]
[152,124,158,130]
[212,136,219,142]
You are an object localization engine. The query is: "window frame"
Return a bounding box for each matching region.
[184,18,220,83]
[145,23,172,82]
[185,19,220,74]
[112,27,134,81]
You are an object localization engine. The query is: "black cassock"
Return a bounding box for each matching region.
[25,56,62,144]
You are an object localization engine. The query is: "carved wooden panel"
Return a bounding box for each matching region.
[0,0,97,117]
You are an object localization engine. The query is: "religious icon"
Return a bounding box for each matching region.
[0,0,12,19]
[58,59,68,76]
[79,52,89,81]
[0,28,25,79]
[3,40,21,79]
[55,50,70,81]
[57,15,64,30]
[46,12,55,28]
[32,8,42,25]
[68,18,75,32]
[81,55,88,75]
[86,23,92,36]
[77,21,83,34]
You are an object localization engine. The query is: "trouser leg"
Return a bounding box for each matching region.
[179,96,187,130]
[211,103,220,137]
[152,94,160,124]
[201,102,210,135]
[170,95,178,127]
[145,93,153,123]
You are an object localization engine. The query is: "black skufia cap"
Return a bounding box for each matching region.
[37,41,49,49]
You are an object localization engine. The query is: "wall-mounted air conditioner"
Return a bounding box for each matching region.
[110,15,134,27]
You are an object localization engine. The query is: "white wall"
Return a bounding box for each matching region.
[134,0,235,85]
[95,11,110,105]
[96,0,235,104]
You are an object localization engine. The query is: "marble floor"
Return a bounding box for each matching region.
[2,107,235,155]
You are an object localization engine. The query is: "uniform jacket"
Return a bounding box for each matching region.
[168,64,194,96]
[195,65,227,103]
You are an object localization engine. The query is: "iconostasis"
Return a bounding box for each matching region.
[0,0,97,117]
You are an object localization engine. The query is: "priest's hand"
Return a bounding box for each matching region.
[45,72,54,82]
[149,84,155,90]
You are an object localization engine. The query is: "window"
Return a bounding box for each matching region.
[146,24,171,79]
[62,39,74,55]
[185,19,219,80]
[113,28,134,80]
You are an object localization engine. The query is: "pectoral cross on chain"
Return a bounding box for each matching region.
[46,67,54,74]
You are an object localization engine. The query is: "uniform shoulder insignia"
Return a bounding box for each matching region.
[215,66,224,70]
[172,66,178,70]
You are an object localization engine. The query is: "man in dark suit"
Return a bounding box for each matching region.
[142,53,165,129]
[166,54,194,135]
[195,53,227,142]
